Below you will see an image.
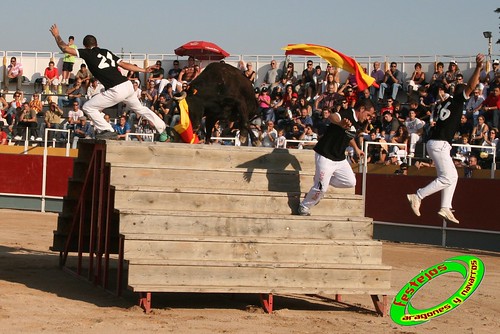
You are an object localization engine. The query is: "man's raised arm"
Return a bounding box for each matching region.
[49,24,77,56]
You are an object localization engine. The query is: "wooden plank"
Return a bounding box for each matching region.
[123,234,379,244]
[127,260,391,268]
[127,264,391,290]
[105,141,317,171]
[118,211,373,239]
[110,166,354,195]
[123,239,383,264]
[128,285,393,295]
[113,190,364,216]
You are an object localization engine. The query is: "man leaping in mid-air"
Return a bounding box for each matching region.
[49,24,166,140]
[407,53,485,224]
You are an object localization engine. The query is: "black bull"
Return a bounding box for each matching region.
[182,62,258,144]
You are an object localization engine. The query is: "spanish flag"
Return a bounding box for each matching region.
[282,44,378,91]
[174,98,199,144]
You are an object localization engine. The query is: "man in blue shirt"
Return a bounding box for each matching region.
[113,116,131,140]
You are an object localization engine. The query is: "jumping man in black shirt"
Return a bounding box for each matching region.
[298,101,375,216]
[50,24,166,140]
[407,54,484,224]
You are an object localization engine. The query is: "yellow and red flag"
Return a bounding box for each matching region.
[282,43,378,91]
[174,98,199,144]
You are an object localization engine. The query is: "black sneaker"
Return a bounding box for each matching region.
[96,130,118,140]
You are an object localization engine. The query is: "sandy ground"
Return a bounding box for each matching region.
[0,209,498,334]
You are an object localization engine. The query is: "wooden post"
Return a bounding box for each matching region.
[3,55,7,91]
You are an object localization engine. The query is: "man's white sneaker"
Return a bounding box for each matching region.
[407,194,421,217]
[35,137,43,141]
[14,135,22,141]
[298,204,311,216]
[437,208,459,224]
[30,136,35,141]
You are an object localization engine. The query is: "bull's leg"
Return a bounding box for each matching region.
[236,103,257,146]
[185,96,205,140]
[205,115,216,144]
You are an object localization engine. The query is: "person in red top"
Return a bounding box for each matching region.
[379,98,395,115]
[482,86,500,129]
[42,61,60,93]
[258,86,273,123]
[280,84,294,110]
[0,121,7,144]
[340,86,358,108]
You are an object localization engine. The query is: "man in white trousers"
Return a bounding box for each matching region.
[50,24,166,140]
[298,101,375,216]
[407,53,485,224]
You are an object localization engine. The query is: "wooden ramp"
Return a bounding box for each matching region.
[54,141,391,315]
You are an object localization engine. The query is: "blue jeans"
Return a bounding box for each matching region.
[493,109,499,130]
[260,107,275,123]
[378,83,402,100]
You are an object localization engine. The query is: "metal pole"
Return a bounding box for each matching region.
[362,141,368,217]
[24,128,29,153]
[442,219,447,247]
[491,149,496,179]
[41,128,49,212]
[488,36,492,65]
[65,129,70,156]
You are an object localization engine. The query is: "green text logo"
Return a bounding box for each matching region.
[390,255,485,326]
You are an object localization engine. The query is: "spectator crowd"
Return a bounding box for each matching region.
[1,53,499,173]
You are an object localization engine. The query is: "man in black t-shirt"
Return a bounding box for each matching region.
[50,24,166,140]
[407,54,485,224]
[168,60,182,80]
[298,101,375,216]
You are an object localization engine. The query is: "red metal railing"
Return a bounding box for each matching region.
[59,141,122,295]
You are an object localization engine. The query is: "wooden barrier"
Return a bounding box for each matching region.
[53,140,392,315]
[107,142,392,314]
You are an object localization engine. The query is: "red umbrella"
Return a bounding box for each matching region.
[174,41,229,61]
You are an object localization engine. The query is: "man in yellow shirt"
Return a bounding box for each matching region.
[61,35,77,85]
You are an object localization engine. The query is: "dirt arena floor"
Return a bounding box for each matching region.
[0,209,498,333]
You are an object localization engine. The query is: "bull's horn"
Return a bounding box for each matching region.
[173,91,187,101]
